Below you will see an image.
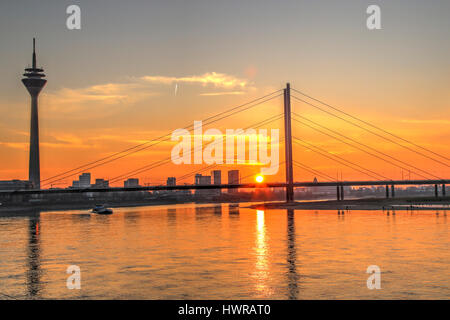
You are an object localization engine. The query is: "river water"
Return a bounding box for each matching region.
[0,203,448,299]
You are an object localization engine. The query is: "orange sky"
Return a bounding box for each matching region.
[1,82,449,187]
[0,1,449,187]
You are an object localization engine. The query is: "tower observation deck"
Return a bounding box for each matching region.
[22,38,46,189]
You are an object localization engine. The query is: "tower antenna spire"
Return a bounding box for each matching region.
[32,38,36,69]
[22,38,46,189]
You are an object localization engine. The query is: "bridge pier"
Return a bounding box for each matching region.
[340,185,344,201]
[443,184,446,196]
[337,186,340,201]
[391,185,395,198]
[385,185,389,198]
[434,184,438,198]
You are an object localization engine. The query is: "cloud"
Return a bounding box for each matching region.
[0,142,29,151]
[140,72,248,89]
[43,72,250,117]
[0,141,86,151]
[44,81,158,116]
[0,130,105,151]
[53,85,128,104]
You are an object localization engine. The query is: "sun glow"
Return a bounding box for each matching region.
[255,175,264,183]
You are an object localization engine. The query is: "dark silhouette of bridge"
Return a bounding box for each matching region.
[4,83,449,202]
[2,179,448,198]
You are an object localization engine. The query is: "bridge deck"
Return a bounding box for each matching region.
[0,179,448,195]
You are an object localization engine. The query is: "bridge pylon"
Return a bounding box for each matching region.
[284,83,294,202]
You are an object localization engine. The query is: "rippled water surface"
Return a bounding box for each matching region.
[0,204,448,299]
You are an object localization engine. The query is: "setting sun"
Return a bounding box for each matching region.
[255,175,264,183]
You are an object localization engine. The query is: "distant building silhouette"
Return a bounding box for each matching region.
[124,178,140,187]
[167,177,176,186]
[211,170,222,195]
[308,177,350,195]
[0,180,33,191]
[211,170,221,185]
[71,180,80,188]
[194,173,212,196]
[195,174,211,186]
[79,173,91,188]
[94,178,109,188]
[227,170,239,193]
[71,173,91,188]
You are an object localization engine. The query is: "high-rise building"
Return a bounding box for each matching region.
[70,173,91,188]
[194,174,212,197]
[228,170,239,184]
[211,170,222,195]
[195,174,211,186]
[124,178,140,188]
[211,170,221,185]
[94,179,109,188]
[167,177,176,186]
[79,173,91,188]
[228,170,239,193]
[22,39,46,189]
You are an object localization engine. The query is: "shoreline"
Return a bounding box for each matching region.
[248,197,450,211]
[0,199,248,214]
[248,196,450,211]
[0,196,449,215]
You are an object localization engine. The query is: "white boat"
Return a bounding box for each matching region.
[92,204,113,215]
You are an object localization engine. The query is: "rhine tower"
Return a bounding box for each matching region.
[22,38,46,189]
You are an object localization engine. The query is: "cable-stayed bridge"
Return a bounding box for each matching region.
[2,83,449,202]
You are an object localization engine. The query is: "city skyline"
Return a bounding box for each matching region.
[0,1,449,303]
[0,0,449,186]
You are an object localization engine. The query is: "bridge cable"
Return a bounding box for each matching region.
[43,92,282,187]
[109,113,284,184]
[293,160,335,182]
[176,128,286,184]
[189,136,353,185]
[291,113,440,180]
[112,113,284,184]
[291,87,450,163]
[41,89,282,184]
[44,92,282,186]
[238,161,286,183]
[292,136,390,181]
[290,93,450,168]
[237,160,332,183]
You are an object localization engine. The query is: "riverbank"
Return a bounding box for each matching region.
[1,196,449,215]
[248,196,450,211]
[0,199,190,214]
[0,198,248,214]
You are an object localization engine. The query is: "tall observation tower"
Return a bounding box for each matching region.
[22,38,46,189]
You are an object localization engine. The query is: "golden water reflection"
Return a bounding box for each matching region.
[0,205,448,299]
[253,210,272,296]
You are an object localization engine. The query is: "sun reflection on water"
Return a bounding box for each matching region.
[253,210,271,296]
